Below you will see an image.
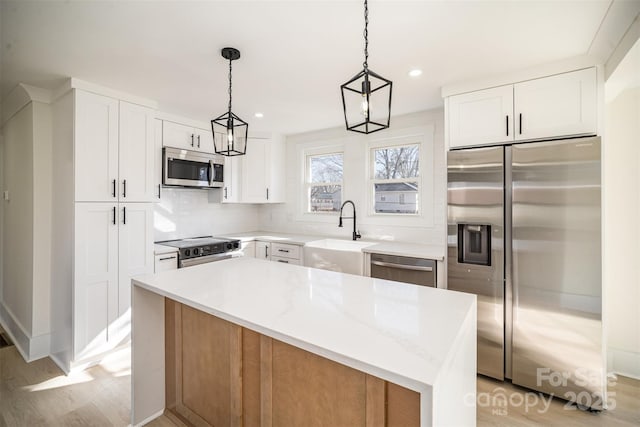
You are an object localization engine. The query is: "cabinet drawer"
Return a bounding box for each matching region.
[271,243,301,260]
[271,256,302,266]
[155,253,178,272]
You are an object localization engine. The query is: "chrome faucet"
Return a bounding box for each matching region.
[339,200,361,240]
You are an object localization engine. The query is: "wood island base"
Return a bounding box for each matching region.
[164,299,420,427]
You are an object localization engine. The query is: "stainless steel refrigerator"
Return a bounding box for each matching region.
[447,136,605,408]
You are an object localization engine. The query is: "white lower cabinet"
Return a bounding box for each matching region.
[255,241,302,265]
[256,241,271,260]
[74,202,153,361]
[155,253,178,272]
[239,241,256,258]
[117,203,154,315]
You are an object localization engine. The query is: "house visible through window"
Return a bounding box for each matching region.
[306,152,343,212]
[372,144,419,214]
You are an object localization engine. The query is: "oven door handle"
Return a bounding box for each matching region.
[370,260,433,272]
[180,253,233,268]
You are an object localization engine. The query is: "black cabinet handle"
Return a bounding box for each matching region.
[122,180,127,198]
[197,134,201,148]
[224,187,228,199]
[506,115,509,136]
[123,206,126,225]
[159,256,176,261]
[278,249,289,253]
[112,206,116,225]
[265,246,268,258]
[519,113,522,135]
[158,184,161,199]
[190,134,194,147]
[266,188,269,200]
[112,179,116,198]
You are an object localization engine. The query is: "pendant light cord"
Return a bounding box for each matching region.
[228,57,233,114]
[363,0,369,72]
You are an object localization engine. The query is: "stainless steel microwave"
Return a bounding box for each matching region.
[162,147,224,188]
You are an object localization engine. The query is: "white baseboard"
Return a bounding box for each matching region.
[0,301,50,361]
[608,347,640,380]
[132,409,165,427]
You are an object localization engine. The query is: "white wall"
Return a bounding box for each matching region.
[604,38,640,379]
[259,109,446,245]
[31,102,52,339]
[1,103,34,339]
[0,98,53,361]
[154,188,261,241]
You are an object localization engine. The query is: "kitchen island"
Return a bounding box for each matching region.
[131,257,476,427]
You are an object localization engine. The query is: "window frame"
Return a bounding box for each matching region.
[302,147,344,215]
[367,136,427,218]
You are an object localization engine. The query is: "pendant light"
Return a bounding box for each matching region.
[212,47,248,156]
[340,0,392,134]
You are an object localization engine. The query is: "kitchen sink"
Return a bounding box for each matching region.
[303,239,377,275]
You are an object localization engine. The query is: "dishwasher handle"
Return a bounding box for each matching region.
[371,260,433,272]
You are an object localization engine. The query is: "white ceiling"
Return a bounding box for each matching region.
[0,0,626,135]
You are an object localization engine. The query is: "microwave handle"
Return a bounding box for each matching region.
[209,160,214,187]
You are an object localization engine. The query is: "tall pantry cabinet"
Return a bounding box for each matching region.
[51,88,155,373]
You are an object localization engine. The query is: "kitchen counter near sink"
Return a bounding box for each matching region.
[362,241,445,261]
[216,231,324,245]
[131,257,476,427]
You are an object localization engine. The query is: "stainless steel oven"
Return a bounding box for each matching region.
[158,237,241,268]
[370,253,436,287]
[163,147,224,188]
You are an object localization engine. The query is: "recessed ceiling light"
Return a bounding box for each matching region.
[254,112,264,118]
[408,69,423,77]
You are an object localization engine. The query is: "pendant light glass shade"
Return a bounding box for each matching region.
[341,0,392,134]
[212,47,248,156]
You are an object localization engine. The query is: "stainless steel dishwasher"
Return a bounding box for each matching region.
[370,253,436,287]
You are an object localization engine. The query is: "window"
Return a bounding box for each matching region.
[306,153,343,213]
[372,144,419,214]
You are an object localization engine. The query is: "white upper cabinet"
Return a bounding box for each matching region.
[221,134,285,204]
[162,120,215,153]
[448,85,514,148]
[222,155,240,203]
[447,68,597,149]
[74,90,119,201]
[119,101,156,202]
[74,91,156,202]
[514,67,597,141]
[242,138,270,202]
[154,119,163,201]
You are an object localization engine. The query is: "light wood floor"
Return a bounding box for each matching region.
[1,343,638,426]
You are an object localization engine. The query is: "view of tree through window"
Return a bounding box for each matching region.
[307,153,343,212]
[372,144,420,214]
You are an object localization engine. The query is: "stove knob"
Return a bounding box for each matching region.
[233,241,240,249]
[184,249,190,257]
[193,248,199,256]
[226,243,232,250]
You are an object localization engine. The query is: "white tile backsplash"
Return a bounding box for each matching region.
[258,108,447,246]
[154,188,260,241]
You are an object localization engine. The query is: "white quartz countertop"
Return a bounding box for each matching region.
[216,231,323,245]
[154,244,178,255]
[132,257,475,390]
[362,242,445,261]
[217,231,445,260]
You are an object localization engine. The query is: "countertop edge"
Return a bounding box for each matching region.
[132,277,434,393]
